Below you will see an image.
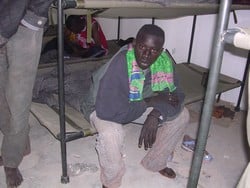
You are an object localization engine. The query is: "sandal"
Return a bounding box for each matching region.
[159,167,176,179]
[181,135,196,152]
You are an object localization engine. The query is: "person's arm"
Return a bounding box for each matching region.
[145,65,185,122]
[21,0,55,30]
[138,108,161,150]
[138,64,185,150]
[64,30,88,56]
[65,41,89,57]
[0,0,28,45]
[0,0,54,46]
[91,22,102,46]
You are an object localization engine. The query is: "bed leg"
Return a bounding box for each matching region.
[234,51,250,112]
[216,93,221,103]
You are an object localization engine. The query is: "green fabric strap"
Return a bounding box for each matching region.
[126,46,176,101]
[150,52,176,92]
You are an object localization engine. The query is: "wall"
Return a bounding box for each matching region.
[97,10,250,110]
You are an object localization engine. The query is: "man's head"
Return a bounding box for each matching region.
[134,24,165,70]
[65,15,86,34]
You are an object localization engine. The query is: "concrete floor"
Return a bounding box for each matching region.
[0,100,249,188]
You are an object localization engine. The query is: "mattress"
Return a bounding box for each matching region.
[175,62,242,104]
[39,38,121,69]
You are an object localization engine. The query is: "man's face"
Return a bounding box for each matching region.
[134,34,163,70]
[70,24,84,34]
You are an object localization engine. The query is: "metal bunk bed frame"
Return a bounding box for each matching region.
[188,0,234,186]
[54,0,248,187]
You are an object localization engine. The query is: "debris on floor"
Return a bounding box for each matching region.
[181,134,213,162]
[212,105,235,119]
[67,162,98,176]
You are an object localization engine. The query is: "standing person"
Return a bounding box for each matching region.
[0,0,54,187]
[81,24,190,188]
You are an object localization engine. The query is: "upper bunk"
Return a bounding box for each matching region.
[58,0,250,18]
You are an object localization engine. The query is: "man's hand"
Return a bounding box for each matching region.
[145,92,179,107]
[29,0,56,18]
[138,109,160,150]
[167,93,179,107]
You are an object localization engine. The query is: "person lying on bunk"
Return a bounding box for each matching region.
[81,24,190,188]
[41,15,108,61]
[64,15,108,58]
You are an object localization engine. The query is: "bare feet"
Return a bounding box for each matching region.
[4,167,23,187]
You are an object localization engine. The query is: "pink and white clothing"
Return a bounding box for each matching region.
[76,17,108,54]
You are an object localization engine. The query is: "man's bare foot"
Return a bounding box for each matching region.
[159,167,176,179]
[4,167,23,187]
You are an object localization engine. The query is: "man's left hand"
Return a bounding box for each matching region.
[167,93,179,107]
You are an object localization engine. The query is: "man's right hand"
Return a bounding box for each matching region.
[138,109,161,150]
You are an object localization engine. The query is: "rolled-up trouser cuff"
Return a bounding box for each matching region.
[21,10,47,31]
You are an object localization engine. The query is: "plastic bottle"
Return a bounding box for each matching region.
[203,152,213,162]
[67,162,98,176]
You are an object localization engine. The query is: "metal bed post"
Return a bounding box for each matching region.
[57,0,69,183]
[187,0,232,187]
[117,16,121,40]
[152,17,155,25]
[235,51,250,111]
[187,15,197,64]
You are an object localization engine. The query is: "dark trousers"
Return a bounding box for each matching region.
[0,25,43,167]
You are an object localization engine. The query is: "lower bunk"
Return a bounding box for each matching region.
[31,43,242,139]
[30,43,242,182]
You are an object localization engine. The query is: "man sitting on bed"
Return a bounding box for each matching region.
[81,24,190,188]
[41,15,108,60]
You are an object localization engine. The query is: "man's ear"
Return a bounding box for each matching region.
[132,39,136,47]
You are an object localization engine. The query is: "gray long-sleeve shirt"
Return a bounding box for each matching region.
[81,45,185,124]
[0,0,27,39]
[0,0,49,40]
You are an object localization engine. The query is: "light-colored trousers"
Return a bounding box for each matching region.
[236,65,250,188]
[237,163,250,188]
[0,25,43,167]
[90,107,190,188]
